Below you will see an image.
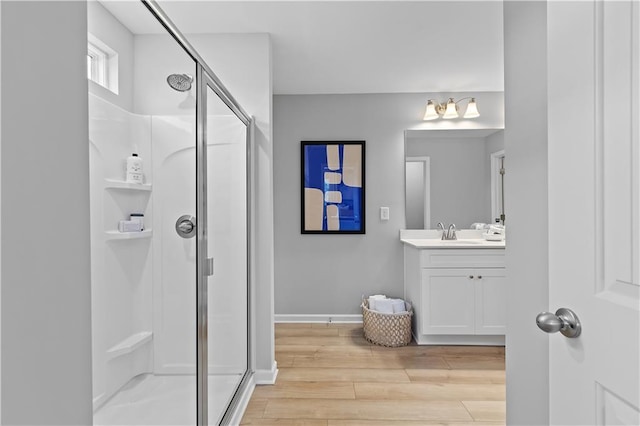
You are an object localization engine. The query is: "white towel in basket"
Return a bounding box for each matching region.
[373,299,394,313]
[391,299,407,313]
[367,294,387,311]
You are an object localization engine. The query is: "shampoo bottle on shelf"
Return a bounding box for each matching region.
[126,146,144,184]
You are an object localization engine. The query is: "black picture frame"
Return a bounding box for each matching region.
[301,141,366,234]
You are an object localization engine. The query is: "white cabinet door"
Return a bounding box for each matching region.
[547,1,639,424]
[474,269,507,335]
[421,269,475,334]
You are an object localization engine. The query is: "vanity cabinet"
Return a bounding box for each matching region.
[404,246,506,345]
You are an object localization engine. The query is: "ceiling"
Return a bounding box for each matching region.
[102,1,504,95]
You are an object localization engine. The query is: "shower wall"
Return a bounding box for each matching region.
[151,114,247,375]
[89,95,154,409]
[89,100,248,404]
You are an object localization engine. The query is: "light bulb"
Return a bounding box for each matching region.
[442,98,459,119]
[423,100,439,120]
[463,98,480,118]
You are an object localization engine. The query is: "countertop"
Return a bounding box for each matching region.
[399,229,505,249]
[401,238,505,249]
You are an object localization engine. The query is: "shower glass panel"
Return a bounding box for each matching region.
[202,74,250,425]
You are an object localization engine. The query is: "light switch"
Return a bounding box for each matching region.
[380,207,390,221]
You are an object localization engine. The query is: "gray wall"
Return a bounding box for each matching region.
[504,1,549,424]
[485,130,505,157]
[273,92,504,315]
[406,137,489,228]
[1,1,93,424]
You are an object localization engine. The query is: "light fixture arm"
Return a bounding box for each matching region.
[433,97,473,110]
[451,97,474,104]
[423,96,480,120]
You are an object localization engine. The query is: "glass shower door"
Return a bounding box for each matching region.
[197,68,250,425]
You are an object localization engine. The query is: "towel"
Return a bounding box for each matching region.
[368,294,387,310]
[373,299,394,314]
[391,299,407,313]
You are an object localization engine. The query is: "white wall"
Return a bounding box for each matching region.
[87,1,134,111]
[504,1,549,424]
[1,1,93,424]
[405,137,490,228]
[88,95,154,409]
[0,1,3,420]
[273,92,504,317]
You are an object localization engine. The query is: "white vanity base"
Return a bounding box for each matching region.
[401,230,507,347]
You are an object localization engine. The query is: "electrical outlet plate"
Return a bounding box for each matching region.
[380,207,390,221]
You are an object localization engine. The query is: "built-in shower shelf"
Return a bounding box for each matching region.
[104,178,152,192]
[106,331,153,360]
[105,230,153,240]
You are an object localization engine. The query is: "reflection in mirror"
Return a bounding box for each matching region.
[491,150,506,225]
[405,157,429,229]
[404,129,505,229]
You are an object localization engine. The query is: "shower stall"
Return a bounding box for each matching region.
[88,1,253,424]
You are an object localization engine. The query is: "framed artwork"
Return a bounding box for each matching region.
[301,141,365,234]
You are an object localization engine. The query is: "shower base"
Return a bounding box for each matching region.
[94,373,242,425]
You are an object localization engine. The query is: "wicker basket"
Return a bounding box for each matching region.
[362,299,413,347]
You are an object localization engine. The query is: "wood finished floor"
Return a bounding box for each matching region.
[241,323,506,426]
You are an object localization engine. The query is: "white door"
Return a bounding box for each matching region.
[547,1,639,424]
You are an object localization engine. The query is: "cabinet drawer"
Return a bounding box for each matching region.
[420,249,505,268]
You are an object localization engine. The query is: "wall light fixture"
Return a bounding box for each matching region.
[423,97,480,120]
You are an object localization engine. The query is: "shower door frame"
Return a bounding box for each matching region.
[141,1,254,425]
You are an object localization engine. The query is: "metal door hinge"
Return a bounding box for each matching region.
[206,257,214,276]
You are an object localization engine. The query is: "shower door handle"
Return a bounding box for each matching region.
[175,215,196,239]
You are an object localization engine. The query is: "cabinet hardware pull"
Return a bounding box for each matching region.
[469,275,474,279]
[477,275,482,279]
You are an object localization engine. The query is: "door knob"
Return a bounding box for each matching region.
[175,215,196,239]
[536,308,581,338]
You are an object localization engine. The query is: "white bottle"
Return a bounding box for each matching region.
[126,150,143,184]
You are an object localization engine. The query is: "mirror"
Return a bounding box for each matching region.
[404,129,505,229]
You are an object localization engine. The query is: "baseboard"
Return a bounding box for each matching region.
[275,314,363,324]
[254,361,278,385]
[226,374,255,426]
[413,332,506,346]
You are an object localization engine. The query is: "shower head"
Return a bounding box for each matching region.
[167,74,193,92]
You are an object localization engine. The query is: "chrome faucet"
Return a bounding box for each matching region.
[447,223,457,240]
[436,222,457,240]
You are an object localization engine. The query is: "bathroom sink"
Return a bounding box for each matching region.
[441,240,483,245]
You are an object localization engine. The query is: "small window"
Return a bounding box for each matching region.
[87,42,107,86]
[87,34,119,94]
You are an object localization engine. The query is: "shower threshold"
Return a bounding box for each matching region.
[94,373,243,425]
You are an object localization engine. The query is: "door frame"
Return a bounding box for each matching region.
[196,67,255,426]
[405,156,431,229]
[489,150,505,224]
